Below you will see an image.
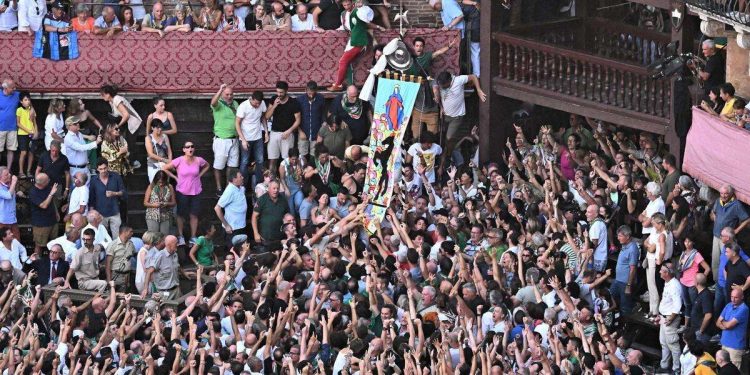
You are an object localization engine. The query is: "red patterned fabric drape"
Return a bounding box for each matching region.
[0,29,459,93]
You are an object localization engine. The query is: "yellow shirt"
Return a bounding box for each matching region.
[694,352,716,375]
[720,97,736,118]
[15,107,35,136]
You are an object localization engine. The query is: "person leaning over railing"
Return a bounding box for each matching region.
[93,5,121,36]
[71,3,94,33]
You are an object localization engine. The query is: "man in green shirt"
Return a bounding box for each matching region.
[211,84,240,197]
[251,180,289,244]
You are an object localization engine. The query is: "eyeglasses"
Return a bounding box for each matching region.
[184,145,195,149]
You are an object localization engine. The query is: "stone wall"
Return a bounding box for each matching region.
[726,33,750,98]
[399,0,441,28]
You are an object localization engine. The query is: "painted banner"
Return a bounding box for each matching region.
[683,107,750,204]
[363,77,421,232]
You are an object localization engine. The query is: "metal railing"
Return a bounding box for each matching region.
[685,0,750,26]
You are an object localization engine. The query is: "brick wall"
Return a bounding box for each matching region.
[389,0,442,28]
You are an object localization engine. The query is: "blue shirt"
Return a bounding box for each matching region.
[719,301,749,349]
[440,0,465,37]
[216,184,247,230]
[296,93,326,139]
[712,199,750,237]
[0,183,16,224]
[0,91,19,132]
[88,172,125,217]
[718,244,749,287]
[615,241,639,284]
[298,198,316,222]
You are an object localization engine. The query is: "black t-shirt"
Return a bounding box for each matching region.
[725,258,750,299]
[703,52,726,91]
[269,96,301,133]
[85,309,108,338]
[690,288,715,335]
[245,13,263,31]
[38,152,70,186]
[316,0,342,30]
[331,94,371,144]
[29,185,57,227]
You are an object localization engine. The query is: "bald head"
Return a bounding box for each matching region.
[346,85,359,100]
[0,260,11,271]
[35,173,49,187]
[165,235,178,252]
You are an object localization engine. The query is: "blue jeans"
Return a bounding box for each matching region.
[610,280,633,316]
[240,139,264,188]
[681,284,697,317]
[714,284,728,317]
[288,189,304,216]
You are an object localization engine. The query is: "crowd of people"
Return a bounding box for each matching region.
[0,2,749,375]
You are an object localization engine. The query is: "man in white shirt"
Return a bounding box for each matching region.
[657,262,683,375]
[433,71,486,169]
[46,227,79,263]
[0,226,27,271]
[235,90,267,188]
[291,3,314,31]
[66,171,88,218]
[586,204,608,273]
[63,116,101,186]
[0,0,18,31]
[406,138,442,184]
[17,0,45,35]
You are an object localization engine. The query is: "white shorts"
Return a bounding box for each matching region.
[212,137,240,170]
[267,131,294,160]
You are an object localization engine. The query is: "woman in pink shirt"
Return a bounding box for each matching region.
[678,233,711,326]
[163,141,209,246]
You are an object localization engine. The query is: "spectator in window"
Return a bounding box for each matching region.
[716,288,748,371]
[0,79,18,172]
[29,173,59,257]
[164,3,193,33]
[143,170,175,235]
[262,1,291,31]
[698,39,725,94]
[121,6,140,31]
[71,3,93,32]
[145,119,172,183]
[245,3,265,30]
[700,86,725,115]
[710,184,750,281]
[0,0,18,32]
[146,97,178,135]
[312,0,342,31]
[296,81,325,160]
[141,1,167,36]
[196,0,221,31]
[93,5,121,36]
[291,3,314,31]
[18,0,46,36]
[217,3,245,32]
[162,141,210,246]
[236,90,267,188]
[266,81,301,176]
[89,160,126,238]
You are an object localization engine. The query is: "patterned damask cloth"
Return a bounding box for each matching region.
[1,29,459,93]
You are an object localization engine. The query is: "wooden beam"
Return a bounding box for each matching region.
[493,79,670,135]
[479,0,504,164]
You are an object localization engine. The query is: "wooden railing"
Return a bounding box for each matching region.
[492,32,671,134]
[506,17,671,66]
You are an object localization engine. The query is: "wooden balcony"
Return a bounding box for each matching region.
[491,30,672,135]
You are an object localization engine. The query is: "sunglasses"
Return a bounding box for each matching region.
[184,145,195,149]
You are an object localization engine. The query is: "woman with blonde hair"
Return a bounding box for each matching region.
[101,124,134,176]
[642,212,673,321]
[44,98,66,152]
